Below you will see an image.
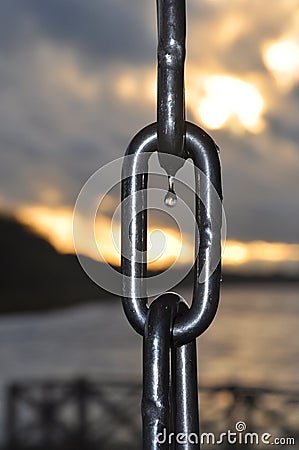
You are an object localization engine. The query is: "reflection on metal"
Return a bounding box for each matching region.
[5,379,299,450]
[121,0,223,448]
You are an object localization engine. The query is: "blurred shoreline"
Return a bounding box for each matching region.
[1,214,298,315]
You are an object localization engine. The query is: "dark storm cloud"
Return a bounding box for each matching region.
[266,85,299,146]
[0,38,155,208]
[213,129,299,244]
[0,0,156,209]
[0,0,155,63]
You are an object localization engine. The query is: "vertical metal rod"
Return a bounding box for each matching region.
[174,303,200,450]
[142,293,180,450]
[174,341,200,449]
[6,385,17,449]
[157,0,186,175]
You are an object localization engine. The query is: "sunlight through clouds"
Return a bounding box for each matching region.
[263,39,299,90]
[187,74,265,133]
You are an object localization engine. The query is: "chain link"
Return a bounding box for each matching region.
[157,0,186,175]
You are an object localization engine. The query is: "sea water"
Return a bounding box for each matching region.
[0,283,298,441]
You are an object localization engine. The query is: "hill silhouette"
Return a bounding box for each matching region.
[0,214,112,313]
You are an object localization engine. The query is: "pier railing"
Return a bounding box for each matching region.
[4,378,299,449]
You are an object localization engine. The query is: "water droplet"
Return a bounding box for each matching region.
[164,191,177,207]
[164,176,177,207]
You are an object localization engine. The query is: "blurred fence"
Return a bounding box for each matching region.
[4,378,299,449]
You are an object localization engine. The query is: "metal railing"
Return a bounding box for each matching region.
[4,378,299,450]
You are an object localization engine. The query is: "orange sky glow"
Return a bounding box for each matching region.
[15,205,299,274]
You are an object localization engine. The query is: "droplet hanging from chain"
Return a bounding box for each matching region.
[164,176,177,207]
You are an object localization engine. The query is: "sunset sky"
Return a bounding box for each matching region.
[1,0,299,274]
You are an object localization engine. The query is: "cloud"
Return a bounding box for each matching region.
[0,0,155,64]
[0,37,156,209]
[187,0,298,74]
[213,128,299,243]
[0,0,298,247]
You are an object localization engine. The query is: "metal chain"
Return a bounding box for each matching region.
[157,0,186,175]
[143,294,199,450]
[121,1,223,448]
